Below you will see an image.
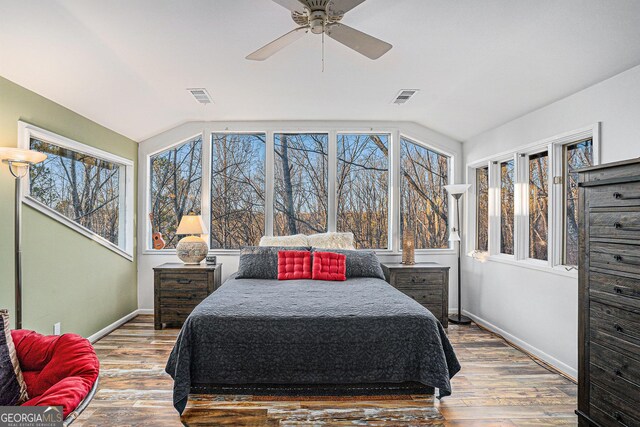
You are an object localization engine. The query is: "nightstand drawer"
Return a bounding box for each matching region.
[394,272,445,288]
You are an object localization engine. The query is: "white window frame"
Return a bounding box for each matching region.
[142,124,456,255]
[18,121,134,261]
[466,123,600,277]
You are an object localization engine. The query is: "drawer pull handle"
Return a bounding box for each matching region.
[615,412,623,422]
[614,286,623,294]
[614,222,640,231]
[615,369,623,377]
[177,279,193,284]
[614,222,622,229]
[613,191,640,200]
[614,255,623,262]
[614,323,623,332]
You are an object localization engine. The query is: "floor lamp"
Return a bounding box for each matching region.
[0,147,47,330]
[445,183,471,325]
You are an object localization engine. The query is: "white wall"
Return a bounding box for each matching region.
[138,121,463,312]
[462,65,640,378]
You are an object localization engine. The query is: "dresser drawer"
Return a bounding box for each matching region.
[160,273,209,291]
[588,182,640,208]
[590,300,640,359]
[590,242,640,276]
[590,383,640,427]
[590,209,640,240]
[394,272,445,288]
[590,271,640,310]
[590,342,640,396]
[160,288,209,304]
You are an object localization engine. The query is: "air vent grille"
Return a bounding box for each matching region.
[187,88,213,104]
[392,89,419,105]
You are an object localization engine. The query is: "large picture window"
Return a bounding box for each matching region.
[273,133,328,236]
[210,133,266,249]
[400,137,449,249]
[337,133,389,249]
[149,136,202,249]
[529,151,549,260]
[564,139,593,266]
[500,160,515,255]
[476,166,489,252]
[21,122,134,258]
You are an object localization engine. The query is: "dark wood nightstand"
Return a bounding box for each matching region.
[153,263,222,330]
[381,262,450,327]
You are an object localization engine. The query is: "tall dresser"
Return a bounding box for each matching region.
[577,158,640,426]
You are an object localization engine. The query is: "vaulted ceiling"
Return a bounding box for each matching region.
[1,0,640,142]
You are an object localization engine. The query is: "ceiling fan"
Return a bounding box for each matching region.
[246,0,392,61]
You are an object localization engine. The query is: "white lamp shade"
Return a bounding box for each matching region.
[176,215,206,235]
[444,184,471,196]
[448,229,461,242]
[0,147,47,164]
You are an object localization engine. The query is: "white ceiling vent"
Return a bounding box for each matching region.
[187,88,213,104]
[392,89,419,105]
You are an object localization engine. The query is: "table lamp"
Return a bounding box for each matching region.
[176,214,208,264]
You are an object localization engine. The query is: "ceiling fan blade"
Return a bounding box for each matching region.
[325,23,392,60]
[327,0,366,16]
[246,27,309,61]
[270,0,308,13]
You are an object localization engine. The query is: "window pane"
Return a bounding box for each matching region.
[564,139,593,266]
[211,134,266,249]
[150,136,202,249]
[274,133,328,236]
[29,138,121,246]
[476,167,489,252]
[500,160,515,255]
[337,134,389,249]
[529,152,548,260]
[400,138,449,249]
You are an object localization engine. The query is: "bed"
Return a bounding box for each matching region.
[166,273,460,414]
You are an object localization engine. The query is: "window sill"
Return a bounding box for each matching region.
[24,196,134,262]
[467,253,578,279]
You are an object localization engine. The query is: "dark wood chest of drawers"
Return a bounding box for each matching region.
[153,263,222,330]
[381,262,449,327]
[578,158,640,426]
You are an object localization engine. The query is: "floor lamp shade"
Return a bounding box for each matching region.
[0,147,47,330]
[445,183,471,325]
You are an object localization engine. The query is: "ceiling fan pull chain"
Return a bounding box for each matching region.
[322,26,325,72]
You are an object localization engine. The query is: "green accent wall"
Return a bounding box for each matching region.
[0,76,137,336]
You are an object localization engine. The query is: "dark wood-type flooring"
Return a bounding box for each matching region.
[75,315,577,426]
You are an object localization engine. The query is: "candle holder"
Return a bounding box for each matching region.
[402,230,415,265]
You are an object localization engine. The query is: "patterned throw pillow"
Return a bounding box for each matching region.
[277,250,312,280]
[312,251,347,281]
[312,249,385,280]
[0,310,28,405]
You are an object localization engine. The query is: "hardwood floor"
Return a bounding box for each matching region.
[75,315,577,426]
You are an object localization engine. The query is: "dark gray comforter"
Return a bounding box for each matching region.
[166,276,460,414]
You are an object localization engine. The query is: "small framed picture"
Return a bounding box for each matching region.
[206,255,217,265]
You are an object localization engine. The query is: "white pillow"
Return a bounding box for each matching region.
[307,232,355,250]
[259,234,309,247]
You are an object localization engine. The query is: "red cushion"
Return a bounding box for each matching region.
[278,250,312,280]
[312,251,347,281]
[11,330,99,418]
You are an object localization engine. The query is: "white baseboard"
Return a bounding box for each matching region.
[86,309,146,343]
[461,310,577,381]
[137,309,154,315]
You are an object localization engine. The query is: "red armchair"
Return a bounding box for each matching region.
[11,330,99,425]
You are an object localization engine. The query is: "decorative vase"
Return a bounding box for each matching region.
[402,230,415,265]
[176,235,208,264]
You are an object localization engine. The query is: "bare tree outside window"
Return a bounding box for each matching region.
[150,136,202,249]
[210,133,266,249]
[529,151,549,260]
[500,160,515,255]
[564,139,593,266]
[400,138,449,249]
[476,166,489,252]
[337,134,389,249]
[273,133,328,236]
[29,138,121,245]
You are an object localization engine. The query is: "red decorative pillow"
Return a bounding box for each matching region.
[277,250,312,280]
[312,251,347,281]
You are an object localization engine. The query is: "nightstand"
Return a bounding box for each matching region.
[153,263,222,330]
[381,262,450,327]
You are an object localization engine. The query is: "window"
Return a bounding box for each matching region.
[500,160,515,255]
[150,136,202,249]
[529,151,549,260]
[21,122,133,258]
[564,139,593,266]
[210,133,266,249]
[476,166,489,252]
[273,133,328,236]
[400,137,449,249]
[337,133,389,249]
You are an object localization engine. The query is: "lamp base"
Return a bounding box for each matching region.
[176,235,208,265]
[448,314,472,325]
